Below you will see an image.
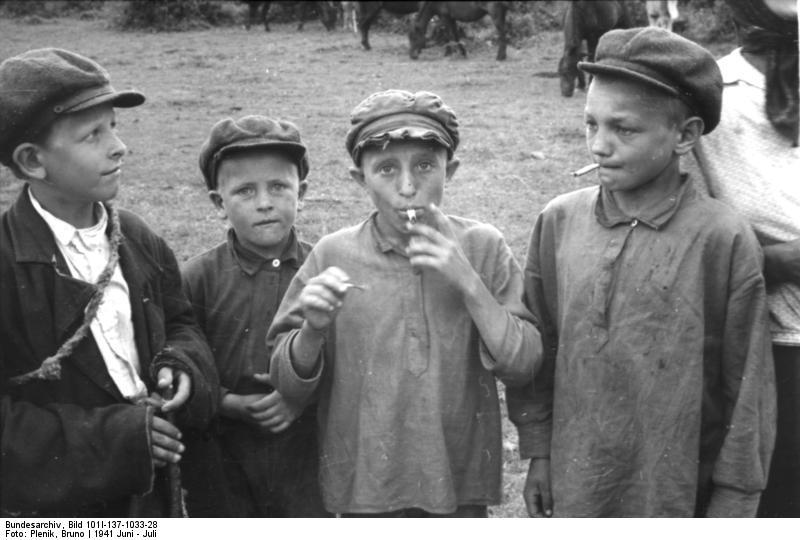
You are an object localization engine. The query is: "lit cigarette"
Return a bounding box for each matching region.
[406,208,417,224]
[343,282,368,291]
[571,163,600,177]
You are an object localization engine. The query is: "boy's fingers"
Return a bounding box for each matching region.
[161,371,191,412]
[151,415,182,440]
[426,203,456,239]
[156,367,174,390]
[247,392,280,412]
[252,372,272,385]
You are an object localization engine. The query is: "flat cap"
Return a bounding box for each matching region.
[199,115,309,191]
[345,89,459,164]
[0,48,145,165]
[579,27,723,133]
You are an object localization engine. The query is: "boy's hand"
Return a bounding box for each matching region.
[150,415,184,468]
[524,458,553,517]
[298,266,352,331]
[406,203,478,294]
[222,390,303,434]
[156,367,192,413]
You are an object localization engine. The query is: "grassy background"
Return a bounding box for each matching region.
[0,2,736,517]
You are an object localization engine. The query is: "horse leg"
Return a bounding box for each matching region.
[489,1,507,61]
[358,2,382,51]
[442,16,465,57]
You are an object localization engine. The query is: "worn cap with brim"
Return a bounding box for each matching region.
[198,115,309,191]
[578,27,723,134]
[345,90,459,164]
[0,48,145,166]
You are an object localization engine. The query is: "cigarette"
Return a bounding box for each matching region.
[406,208,417,224]
[343,282,368,291]
[571,163,600,177]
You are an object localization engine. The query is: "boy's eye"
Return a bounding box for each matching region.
[378,164,396,175]
[269,183,288,193]
[417,161,434,172]
[236,186,255,197]
[616,126,636,135]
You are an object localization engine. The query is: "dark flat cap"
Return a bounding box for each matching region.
[199,115,309,191]
[0,48,145,165]
[345,89,459,164]
[579,27,723,133]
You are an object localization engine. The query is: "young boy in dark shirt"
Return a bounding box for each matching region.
[181,115,327,517]
[508,27,776,517]
[0,48,218,517]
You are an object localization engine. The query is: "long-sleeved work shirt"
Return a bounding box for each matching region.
[268,212,540,514]
[508,177,776,517]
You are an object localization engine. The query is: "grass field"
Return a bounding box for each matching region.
[0,6,736,518]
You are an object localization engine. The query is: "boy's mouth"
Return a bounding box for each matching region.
[101,166,121,177]
[399,207,423,224]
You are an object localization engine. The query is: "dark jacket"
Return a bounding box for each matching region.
[0,187,219,516]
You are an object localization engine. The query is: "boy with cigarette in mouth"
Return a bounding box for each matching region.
[508,28,776,517]
[267,89,541,517]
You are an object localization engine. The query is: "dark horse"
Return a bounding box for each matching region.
[558,0,632,97]
[245,1,338,32]
[357,1,421,52]
[409,1,509,61]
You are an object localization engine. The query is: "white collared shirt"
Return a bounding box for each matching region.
[695,48,800,345]
[29,190,148,400]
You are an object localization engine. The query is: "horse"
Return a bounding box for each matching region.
[408,1,509,61]
[558,0,632,97]
[356,1,421,52]
[245,1,338,32]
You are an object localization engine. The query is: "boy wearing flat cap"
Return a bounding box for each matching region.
[267,89,541,517]
[180,116,328,517]
[0,48,218,516]
[508,27,777,517]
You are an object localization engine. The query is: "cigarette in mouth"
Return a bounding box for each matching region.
[406,208,417,224]
[571,163,600,177]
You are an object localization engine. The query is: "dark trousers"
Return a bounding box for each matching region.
[342,505,488,518]
[220,415,329,517]
[758,345,800,517]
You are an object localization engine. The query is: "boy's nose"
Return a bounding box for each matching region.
[589,129,612,157]
[397,169,417,197]
[109,133,127,160]
[255,189,273,210]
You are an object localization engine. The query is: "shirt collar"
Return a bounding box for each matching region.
[28,188,108,250]
[595,174,694,230]
[367,211,408,255]
[227,227,302,276]
[720,47,765,90]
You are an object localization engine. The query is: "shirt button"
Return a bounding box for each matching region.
[272,259,280,268]
[630,219,639,228]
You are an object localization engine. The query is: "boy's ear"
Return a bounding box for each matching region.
[12,143,47,181]
[208,190,227,219]
[674,116,704,156]
[349,166,365,185]
[445,158,460,182]
[297,180,308,211]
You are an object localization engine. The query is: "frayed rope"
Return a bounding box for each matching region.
[9,205,122,386]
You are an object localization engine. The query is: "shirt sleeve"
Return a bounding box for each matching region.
[476,228,541,387]
[149,236,219,430]
[0,397,153,513]
[705,229,777,517]
[507,211,556,459]
[266,251,325,403]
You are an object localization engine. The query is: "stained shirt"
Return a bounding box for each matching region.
[695,48,800,345]
[508,177,776,517]
[182,227,311,400]
[28,190,146,401]
[268,212,540,514]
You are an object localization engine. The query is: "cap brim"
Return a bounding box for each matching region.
[67,89,145,113]
[578,61,679,98]
[217,139,307,160]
